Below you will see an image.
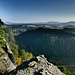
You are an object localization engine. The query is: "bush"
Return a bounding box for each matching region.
[72,72,75,75]
[19,49,33,62]
[58,66,72,75]
[16,57,22,66]
[0,19,7,48]
[24,52,33,61]
[19,49,26,62]
[11,49,18,59]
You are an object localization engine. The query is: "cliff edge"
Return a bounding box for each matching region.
[9,55,65,75]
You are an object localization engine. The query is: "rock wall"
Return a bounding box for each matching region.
[9,55,65,75]
[0,42,16,74]
[5,42,16,66]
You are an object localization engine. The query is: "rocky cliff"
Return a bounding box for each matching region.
[9,55,65,75]
[0,19,16,74]
[0,42,16,75]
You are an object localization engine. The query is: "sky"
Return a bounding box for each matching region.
[0,0,75,23]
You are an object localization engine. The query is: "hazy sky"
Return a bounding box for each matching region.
[0,0,75,23]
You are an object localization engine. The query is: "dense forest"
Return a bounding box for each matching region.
[15,27,75,74]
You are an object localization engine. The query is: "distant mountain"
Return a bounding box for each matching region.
[5,22,15,24]
[67,21,75,25]
[4,21,75,36]
[47,21,59,24]
[68,21,75,23]
[5,21,75,25]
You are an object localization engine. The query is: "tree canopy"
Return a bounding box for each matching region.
[0,19,7,47]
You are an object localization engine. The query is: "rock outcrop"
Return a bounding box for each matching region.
[0,42,16,74]
[9,55,65,75]
[3,39,16,66]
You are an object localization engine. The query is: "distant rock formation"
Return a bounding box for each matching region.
[9,55,65,75]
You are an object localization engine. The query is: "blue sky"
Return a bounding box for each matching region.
[0,0,75,23]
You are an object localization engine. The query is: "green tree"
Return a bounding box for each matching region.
[11,49,18,59]
[58,66,72,75]
[19,49,34,62]
[24,52,33,61]
[72,72,75,75]
[19,49,26,62]
[0,19,7,48]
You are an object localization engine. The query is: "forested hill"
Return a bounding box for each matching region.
[15,27,75,72]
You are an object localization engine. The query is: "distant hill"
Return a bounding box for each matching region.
[5,21,75,25]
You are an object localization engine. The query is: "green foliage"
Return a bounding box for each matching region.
[8,28,15,43]
[58,66,72,75]
[11,49,18,59]
[72,72,75,75]
[16,57,22,66]
[9,41,19,51]
[19,49,33,62]
[24,51,33,61]
[19,49,26,62]
[4,27,15,43]
[0,19,7,48]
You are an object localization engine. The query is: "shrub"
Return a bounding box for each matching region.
[16,57,22,66]
[72,72,75,75]
[19,49,34,62]
[58,66,72,75]
[11,49,18,59]
[19,49,26,62]
[0,19,7,48]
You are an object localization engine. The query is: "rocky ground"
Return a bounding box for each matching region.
[9,55,65,75]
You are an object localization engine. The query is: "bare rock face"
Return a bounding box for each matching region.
[5,43,16,66]
[9,55,65,75]
[3,39,16,66]
[0,42,16,75]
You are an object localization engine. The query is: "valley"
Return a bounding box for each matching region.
[14,27,75,72]
[3,22,75,72]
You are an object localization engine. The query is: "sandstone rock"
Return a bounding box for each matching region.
[0,41,17,75]
[9,55,65,75]
[28,61,36,67]
[4,39,16,66]
[0,47,16,75]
